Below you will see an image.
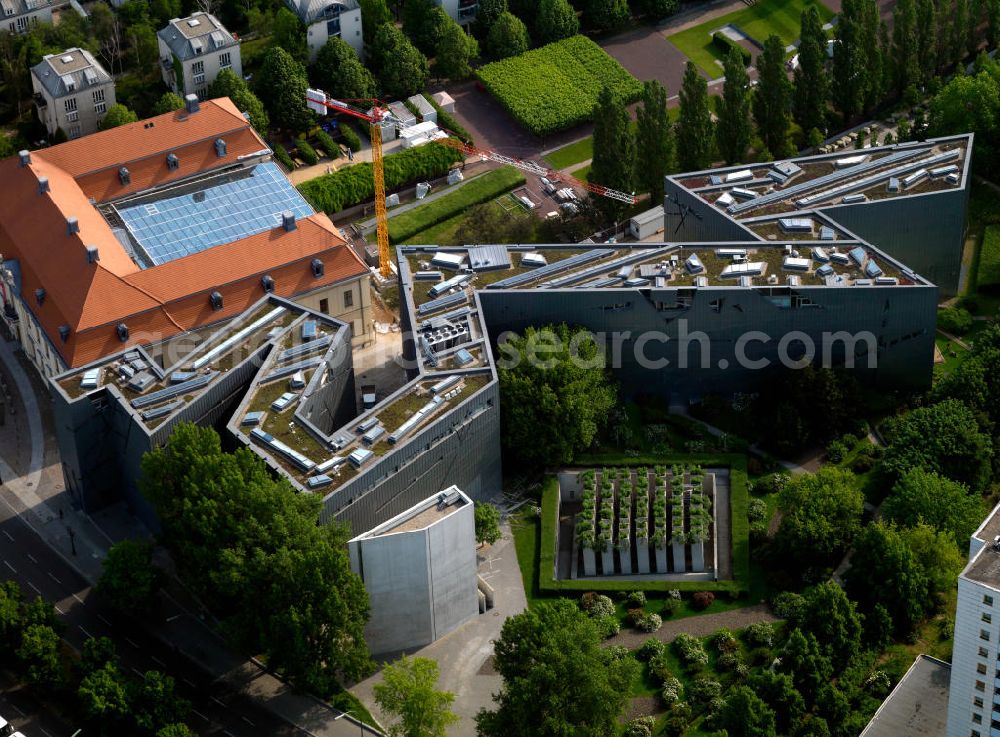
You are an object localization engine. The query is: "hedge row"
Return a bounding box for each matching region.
[538,454,750,594]
[273,144,295,171]
[298,142,463,214]
[388,166,525,243]
[340,122,362,152]
[712,31,752,65]
[429,99,473,145]
[978,225,1000,290]
[314,129,338,158]
[295,137,319,166]
[477,35,642,137]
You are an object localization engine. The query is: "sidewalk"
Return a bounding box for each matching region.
[0,337,378,737]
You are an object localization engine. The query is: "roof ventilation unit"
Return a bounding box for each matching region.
[37,176,49,195]
[58,325,70,342]
[34,288,45,306]
[215,138,227,157]
[166,152,179,170]
[261,274,275,292]
[282,211,296,231]
[66,217,79,235]
[311,258,324,277]
[18,150,30,167]
[118,167,130,185]
[117,323,129,342]
[184,94,199,114]
[86,245,99,263]
[209,291,223,310]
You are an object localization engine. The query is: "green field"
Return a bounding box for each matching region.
[667,0,834,78]
[388,166,525,243]
[545,138,594,170]
[978,224,1000,290]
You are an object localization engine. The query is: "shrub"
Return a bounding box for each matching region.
[660,676,683,707]
[314,129,338,159]
[295,137,319,165]
[747,498,767,524]
[712,31,751,65]
[626,591,647,608]
[743,621,776,648]
[624,716,656,737]
[340,122,362,152]
[662,597,682,617]
[582,593,616,618]
[649,651,672,682]
[606,645,630,661]
[274,144,295,170]
[716,651,742,672]
[627,608,646,627]
[713,629,738,653]
[476,35,642,136]
[851,454,875,473]
[637,638,665,661]
[388,166,526,242]
[638,613,662,633]
[692,591,715,610]
[299,142,463,213]
[748,646,773,666]
[826,439,848,463]
[580,591,600,610]
[595,615,621,638]
[673,633,709,667]
[938,306,973,334]
[755,472,791,495]
[667,588,682,600]
[686,677,722,707]
[772,591,806,620]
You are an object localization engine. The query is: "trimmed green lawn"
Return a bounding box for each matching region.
[545,137,594,169]
[571,163,592,182]
[978,224,1000,290]
[667,0,834,77]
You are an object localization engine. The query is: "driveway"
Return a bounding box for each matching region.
[600,26,703,97]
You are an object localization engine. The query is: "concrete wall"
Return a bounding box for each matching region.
[426,501,478,640]
[478,281,937,400]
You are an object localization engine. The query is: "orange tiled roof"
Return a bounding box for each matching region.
[0,98,368,369]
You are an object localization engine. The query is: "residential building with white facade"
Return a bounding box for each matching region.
[286,0,363,61]
[157,13,241,99]
[946,502,1000,737]
[31,49,115,139]
[2,0,51,34]
[437,0,478,25]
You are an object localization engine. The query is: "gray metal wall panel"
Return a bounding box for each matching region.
[663,180,761,243]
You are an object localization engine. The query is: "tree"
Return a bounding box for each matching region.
[795,581,862,668]
[677,61,713,170]
[374,657,458,737]
[128,22,160,73]
[77,663,130,723]
[717,46,752,164]
[485,11,529,59]
[634,80,675,204]
[794,6,828,135]
[633,0,678,20]
[370,24,430,100]
[534,0,579,45]
[81,636,118,676]
[312,37,378,100]
[880,399,993,491]
[149,0,180,26]
[17,623,63,687]
[497,325,617,467]
[130,670,190,733]
[580,0,631,33]
[899,522,964,595]
[156,725,197,737]
[747,672,805,735]
[476,600,637,737]
[846,522,930,635]
[778,628,832,705]
[403,0,448,55]
[927,65,1000,172]
[952,0,971,66]
[271,6,309,64]
[753,34,791,157]
[775,467,864,571]
[832,0,865,122]
[435,17,479,80]
[100,104,138,130]
[915,0,939,81]
[152,92,185,115]
[589,85,634,220]
[255,47,313,133]
[141,423,372,691]
[474,0,509,39]
[207,68,269,134]
[359,0,393,45]
[716,686,777,737]
[474,502,502,546]
[858,0,883,112]
[0,580,23,653]
[882,468,985,546]
[891,0,920,96]
[98,539,162,616]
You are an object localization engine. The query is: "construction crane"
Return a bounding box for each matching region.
[305,91,637,279]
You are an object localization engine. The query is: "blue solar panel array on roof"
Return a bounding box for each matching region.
[417,292,467,316]
[140,400,184,422]
[249,428,315,472]
[266,357,323,381]
[865,260,883,278]
[486,249,614,289]
[131,371,216,409]
[116,163,313,266]
[278,334,333,362]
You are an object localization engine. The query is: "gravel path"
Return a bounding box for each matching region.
[605,604,779,649]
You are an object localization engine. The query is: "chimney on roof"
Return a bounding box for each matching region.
[166,152,179,170]
[34,288,45,306]
[184,94,200,114]
[261,274,274,292]
[67,217,79,236]
[37,176,49,195]
[117,323,129,342]
[86,245,99,264]
[58,325,70,342]
[18,150,30,167]
[311,258,324,278]
[119,167,130,185]
[209,291,223,310]
[215,138,227,157]
[282,211,296,232]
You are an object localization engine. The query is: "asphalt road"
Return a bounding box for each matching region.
[0,506,312,737]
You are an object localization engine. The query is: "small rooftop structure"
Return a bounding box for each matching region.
[31,48,111,98]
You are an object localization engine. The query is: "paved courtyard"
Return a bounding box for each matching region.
[350,525,528,737]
